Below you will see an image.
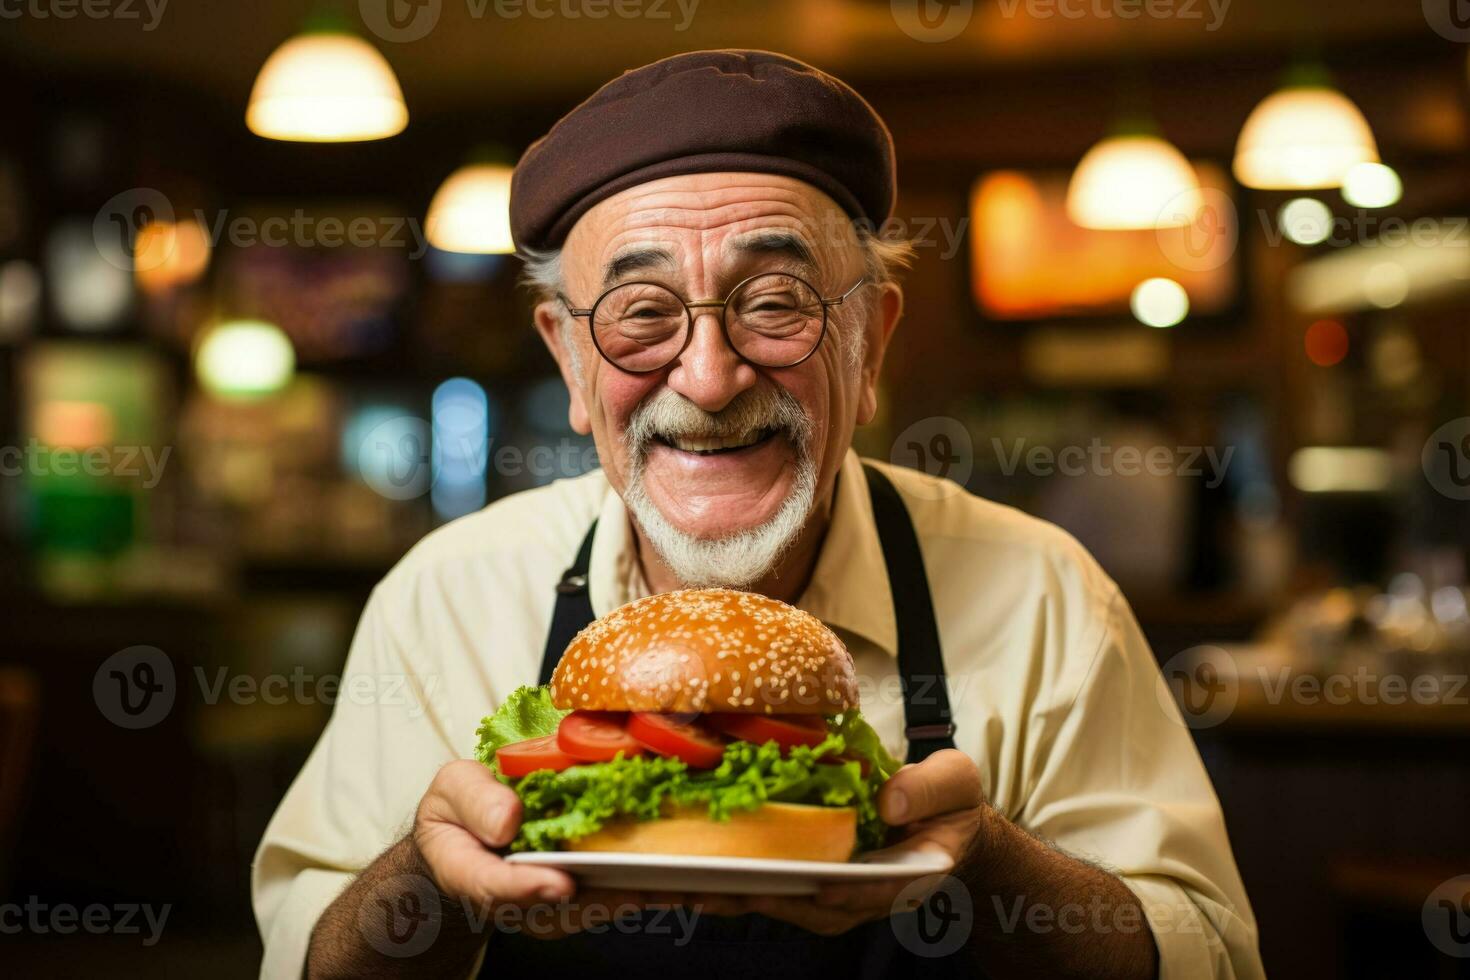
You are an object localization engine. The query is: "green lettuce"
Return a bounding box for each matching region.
[474,685,900,854]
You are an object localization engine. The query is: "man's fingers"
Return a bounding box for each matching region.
[420,825,574,906]
[428,759,523,848]
[879,748,982,824]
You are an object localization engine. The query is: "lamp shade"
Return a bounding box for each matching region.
[1233,85,1378,190]
[247,32,407,142]
[1066,134,1203,230]
[425,163,516,254]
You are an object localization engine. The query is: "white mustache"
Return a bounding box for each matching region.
[624,386,812,456]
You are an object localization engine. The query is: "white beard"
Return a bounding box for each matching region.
[621,387,818,589]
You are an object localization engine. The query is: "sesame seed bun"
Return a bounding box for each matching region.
[550,588,859,716]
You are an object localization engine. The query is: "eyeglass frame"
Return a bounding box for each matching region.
[559,272,868,374]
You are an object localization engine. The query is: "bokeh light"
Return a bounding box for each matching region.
[195,320,296,399]
[1130,277,1189,328]
[1304,319,1348,366]
[1279,197,1333,246]
[1340,162,1401,209]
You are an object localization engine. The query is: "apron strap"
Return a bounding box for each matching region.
[538,520,598,686]
[860,463,957,764]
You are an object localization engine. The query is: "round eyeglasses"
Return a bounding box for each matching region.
[560,273,866,374]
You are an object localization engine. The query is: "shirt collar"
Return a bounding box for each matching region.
[587,449,898,659]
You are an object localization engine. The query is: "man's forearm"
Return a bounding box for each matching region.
[956,806,1159,980]
[306,836,486,980]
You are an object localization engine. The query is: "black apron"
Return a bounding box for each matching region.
[482,464,978,978]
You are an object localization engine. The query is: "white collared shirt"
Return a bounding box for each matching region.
[252,450,1263,978]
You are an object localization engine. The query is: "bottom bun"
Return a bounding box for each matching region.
[566,802,858,862]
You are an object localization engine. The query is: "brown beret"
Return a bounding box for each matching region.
[510,49,896,252]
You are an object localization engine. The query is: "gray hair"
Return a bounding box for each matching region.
[521,223,914,381]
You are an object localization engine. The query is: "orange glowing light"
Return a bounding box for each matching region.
[34,399,116,448]
[1304,319,1349,366]
[134,219,211,293]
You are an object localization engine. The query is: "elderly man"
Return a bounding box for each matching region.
[253,50,1262,979]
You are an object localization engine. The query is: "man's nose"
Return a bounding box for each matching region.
[664,310,758,412]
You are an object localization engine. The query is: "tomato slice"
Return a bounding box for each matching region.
[706,713,831,751]
[495,734,580,778]
[627,712,728,768]
[557,710,645,763]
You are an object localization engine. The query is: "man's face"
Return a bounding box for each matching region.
[536,172,897,582]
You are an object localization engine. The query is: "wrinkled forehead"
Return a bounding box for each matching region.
[561,172,863,293]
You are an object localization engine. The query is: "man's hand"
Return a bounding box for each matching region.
[412,759,574,914]
[308,761,590,977]
[741,748,985,934]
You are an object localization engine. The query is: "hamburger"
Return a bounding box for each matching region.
[475,588,900,861]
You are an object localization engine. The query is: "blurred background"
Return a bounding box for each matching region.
[2,1,1469,976]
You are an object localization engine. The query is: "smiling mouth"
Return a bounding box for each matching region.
[655,427,780,456]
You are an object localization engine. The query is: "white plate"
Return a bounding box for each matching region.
[504,847,952,895]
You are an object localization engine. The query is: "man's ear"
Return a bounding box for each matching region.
[856,282,902,426]
[533,300,592,435]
